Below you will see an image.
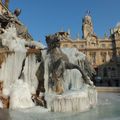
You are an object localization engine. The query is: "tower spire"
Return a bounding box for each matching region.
[77,32,80,39]
[86,10,91,16]
[67,28,71,35]
[60,27,64,32]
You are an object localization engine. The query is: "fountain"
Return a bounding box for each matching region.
[0,3,119,120]
[0,2,97,113]
[0,32,119,119]
[36,34,97,112]
[0,25,97,112]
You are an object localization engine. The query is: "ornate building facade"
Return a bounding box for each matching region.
[59,13,120,86]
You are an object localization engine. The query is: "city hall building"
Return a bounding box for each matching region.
[59,13,120,86]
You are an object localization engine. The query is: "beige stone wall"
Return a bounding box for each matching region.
[60,34,120,85]
[60,38,119,65]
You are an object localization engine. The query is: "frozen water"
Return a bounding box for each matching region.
[26,41,45,49]
[63,69,83,90]
[61,48,86,64]
[41,47,97,112]
[45,85,97,112]
[0,25,118,118]
[16,106,49,113]
[0,27,43,109]
[42,47,88,93]
[61,48,86,91]
[0,100,3,108]
[10,80,35,109]
[8,93,120,120]
[0,52,26,96]
[0,27,43,95]
[1,27,27,52]
[22,54,40,94]
[0,27,96,112]
[0,52,40,96]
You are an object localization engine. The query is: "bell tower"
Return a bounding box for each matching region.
[82,11,94,39]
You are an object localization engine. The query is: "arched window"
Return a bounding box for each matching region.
[73,45,77,48]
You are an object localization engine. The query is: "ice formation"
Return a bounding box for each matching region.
[1,27,27,52]
[0,100,3,108]
[0,26,97,112]
[42,47,97,112]
[0,27,42,109]
[62,48,85,90]
[45,86,97,112]
[10,80,35,109]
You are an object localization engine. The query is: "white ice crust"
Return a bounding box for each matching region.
[10,80,35,109]
[0,27,97,112]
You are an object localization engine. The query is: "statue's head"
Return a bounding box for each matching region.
[14,8,21,17]
[46,34,60,49]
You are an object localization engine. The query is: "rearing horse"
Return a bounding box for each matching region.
[37,34,94,94]
[36,34,95,95]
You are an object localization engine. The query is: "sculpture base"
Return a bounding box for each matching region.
[45,85,97,112]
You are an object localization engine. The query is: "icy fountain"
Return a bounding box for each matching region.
[38,34,97,112]
[0,27,97,112]
[1,28,119,120]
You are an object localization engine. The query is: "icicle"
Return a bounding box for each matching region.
[9,80,35,109]
[23,54,40,94]
[0,100,3,108]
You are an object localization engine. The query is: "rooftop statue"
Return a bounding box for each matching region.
[0,2,33,41]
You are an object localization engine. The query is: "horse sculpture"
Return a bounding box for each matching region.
[36,33,96,96]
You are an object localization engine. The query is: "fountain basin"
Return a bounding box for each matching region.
[8,92,120,120]
[45,85,97,112]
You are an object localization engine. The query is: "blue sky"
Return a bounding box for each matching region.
[9,0,120,44]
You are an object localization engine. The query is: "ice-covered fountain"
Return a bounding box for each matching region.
[0,2,97,113]
[37,34,97,112]
[0,25,97,112]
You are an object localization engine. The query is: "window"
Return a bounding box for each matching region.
[73,45,77,48]
[101,44,106,48]
[80,45,84,48]
[103,67,108,77]
[108,52,113,59]
[109,44,112,48]
[101,52,107,63]
[118,51,120,56]
[111,67,115,71]
[63,44,68,47]
[89,52,96,64]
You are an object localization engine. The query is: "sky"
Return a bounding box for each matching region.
[8,0,120,45]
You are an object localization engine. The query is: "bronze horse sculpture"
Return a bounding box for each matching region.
[36,33,96,96]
